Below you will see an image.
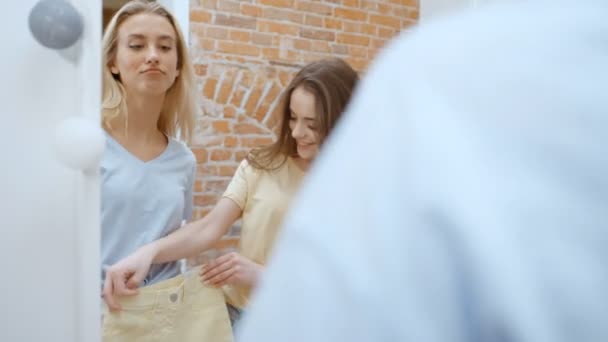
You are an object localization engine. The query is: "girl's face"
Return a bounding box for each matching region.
[110,13,179,97]
[289,86,320,161]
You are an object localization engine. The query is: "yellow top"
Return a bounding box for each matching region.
[222,156,305,309]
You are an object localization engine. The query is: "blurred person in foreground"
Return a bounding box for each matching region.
[237,0,608,341]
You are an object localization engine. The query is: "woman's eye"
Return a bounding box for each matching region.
[129,44,143,50]
[160,46,172,51]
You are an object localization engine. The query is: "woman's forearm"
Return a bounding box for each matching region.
[150,217,223,263]
[149,197,243,264]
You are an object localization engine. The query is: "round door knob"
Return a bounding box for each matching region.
[29,0,83,50]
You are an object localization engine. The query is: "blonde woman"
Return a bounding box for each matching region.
[100,0,199,292]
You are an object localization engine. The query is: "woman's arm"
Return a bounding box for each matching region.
[152,197,242,263]
[103,198,242,311]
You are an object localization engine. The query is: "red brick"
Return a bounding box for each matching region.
[378,27,394,39]
[300,28,335,41]
[235,123,266,134]
[402,19,417,29]
[200,0,217,10]
[378,2,393,15]
[262,7,304,24]
[262,47,279,60]
[259,0,294,7]
[259,21,299,36]
[408,9,419,20]
[390,0,418,6]
[224,136,238,147]
[241,3,262,17]
[206,26,228,40]
[334,8,367,21]
[394,7,409,17]
[212,120,231,133]
[311,40,331,53]
[241,71,254,88]
[244,87,263,114]
[193,64,208,76]
[349,46,367,58]
[310,2,333,14]
[210,149,233,161]
[194,179,204,192]
[224,106,238,118]
[370,14,402,29]
[201,38,215,51]
[191,148,208,163]
[278,70,294,87]
[252,32,274,46]
[217,0,240,13]
[216,73,235,103]
[217,41,260,56]
[214,14,257,30]
[240,137,274,148]
[229,30,251,42]
[346,56,368,70]
[234,150,249,161]
[337,33,370,46]
[331,44,349,55]
[190,10,212,23]
[305,15,323,27]
[203,78,218,99]
[218,165,238,177]
[230,88,246,107]
[293,38,312,50]
[324,18,342,30]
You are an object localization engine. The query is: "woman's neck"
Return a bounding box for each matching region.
[113,93,166,142]
[292,157,312,172]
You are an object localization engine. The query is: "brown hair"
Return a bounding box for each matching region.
[101,0,198,143]
[248,58,359,170]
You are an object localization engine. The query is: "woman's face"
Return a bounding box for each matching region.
[109,13,179,97]
[289,86,320,161]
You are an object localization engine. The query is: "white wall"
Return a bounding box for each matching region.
[159,0,190,45]
[420,0,478,20]
[0,1,101,341]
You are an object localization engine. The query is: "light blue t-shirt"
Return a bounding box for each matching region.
[100,132,196,288]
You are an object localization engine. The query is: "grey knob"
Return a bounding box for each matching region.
[29,0,83,50]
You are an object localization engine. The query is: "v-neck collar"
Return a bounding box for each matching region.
[105,131,173,165]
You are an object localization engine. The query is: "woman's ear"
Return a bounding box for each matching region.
[109,63,119,75]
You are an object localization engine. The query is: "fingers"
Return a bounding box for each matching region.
[113,271,139,297]
[203,266,238,287]
[201,252,236,278]
[102,273,120,311]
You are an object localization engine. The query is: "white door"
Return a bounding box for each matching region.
[0,1,102,341]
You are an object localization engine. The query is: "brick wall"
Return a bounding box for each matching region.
[189,0,419,230]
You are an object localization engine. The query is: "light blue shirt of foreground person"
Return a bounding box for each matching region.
[100,132,196,288]
[238,0,608,341]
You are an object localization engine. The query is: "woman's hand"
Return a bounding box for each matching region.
[200,252,263,288]
[102,244,157,311]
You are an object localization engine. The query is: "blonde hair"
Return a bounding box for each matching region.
[102,0,198,143]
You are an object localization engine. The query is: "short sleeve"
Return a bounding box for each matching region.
[222,159,251,210]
